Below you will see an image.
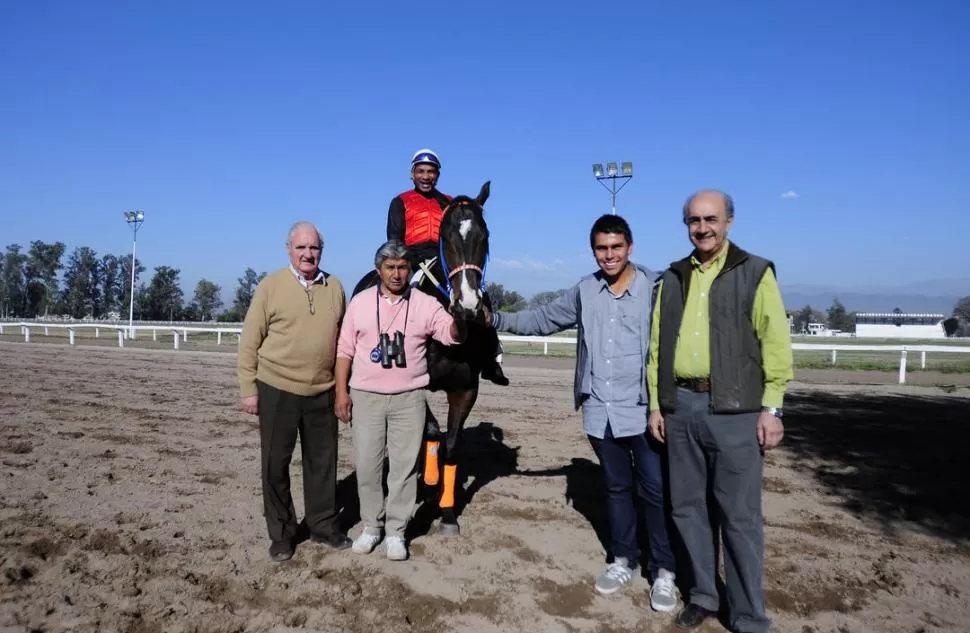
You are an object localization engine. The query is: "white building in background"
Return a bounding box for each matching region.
[854,311,947,339]
[806,322,832,336]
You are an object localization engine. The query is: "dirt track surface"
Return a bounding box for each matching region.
[1,341,969,633]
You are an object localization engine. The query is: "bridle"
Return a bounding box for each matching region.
[436,200,488,297]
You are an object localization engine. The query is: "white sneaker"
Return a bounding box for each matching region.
[650,568,678,612]
[385,536,408,561]
[352,528,382,554]
[595,558,635,595]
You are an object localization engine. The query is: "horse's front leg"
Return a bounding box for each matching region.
[439,386,478,536]
[422,404,443,486]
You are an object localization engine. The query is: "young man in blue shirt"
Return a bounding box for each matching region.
[487,214,677,612]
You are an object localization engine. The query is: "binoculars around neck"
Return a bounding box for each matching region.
[379,331,407,368]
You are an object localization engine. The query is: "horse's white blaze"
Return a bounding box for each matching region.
[458,270,480,312]
[459,219,472,240]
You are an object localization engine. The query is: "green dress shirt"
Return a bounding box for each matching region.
[648,242,793,410]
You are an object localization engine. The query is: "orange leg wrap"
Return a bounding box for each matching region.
[440,464,457,508]
[423,440,440,486]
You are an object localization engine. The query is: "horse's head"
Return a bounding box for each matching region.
[439,181,490,322]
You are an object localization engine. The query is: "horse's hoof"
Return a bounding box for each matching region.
[483,365,509,386]
[439,522,461,537]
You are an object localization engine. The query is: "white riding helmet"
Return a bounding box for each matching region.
[411,149,441,170]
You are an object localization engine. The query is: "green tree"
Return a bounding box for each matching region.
[25,240,66,316]
[485,282,528,312]
[99,254,122,316]
[192,279,223,321]
[485,282,508,309]
[142,266,184,321]
[826,298,856,333]
[502,290,526,312]
[953,296,970,337]
[118,254,146,321]
[25,282,46,317]
[794,305,813,334]
[230,267,266,319]
[60,247,101,318]
[1,244,28,318]
[954,296,970,321]
[530,289,567,309]
[793,305,827,334]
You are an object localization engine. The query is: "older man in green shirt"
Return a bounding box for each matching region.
[647,189,793,632]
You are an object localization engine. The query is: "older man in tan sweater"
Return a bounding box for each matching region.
[238,221,350,562]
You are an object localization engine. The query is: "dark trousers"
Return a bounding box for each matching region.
[666,387,768,633]
[257,380,339,543]
[588,424,676,580]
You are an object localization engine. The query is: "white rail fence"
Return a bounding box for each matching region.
[3,323,969,384]
[0,322,241,350]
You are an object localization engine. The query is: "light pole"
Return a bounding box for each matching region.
[592,161,633,214]
[123,210,145,338]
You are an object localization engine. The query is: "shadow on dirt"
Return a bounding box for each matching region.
[408,421,520,538]
[783,390,970,542]
[515,457,611,555]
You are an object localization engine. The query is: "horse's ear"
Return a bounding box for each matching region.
[475,181,490,207]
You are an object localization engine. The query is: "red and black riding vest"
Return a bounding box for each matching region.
[400,190,452,246]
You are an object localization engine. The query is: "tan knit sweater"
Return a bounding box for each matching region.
[237,267,346,398]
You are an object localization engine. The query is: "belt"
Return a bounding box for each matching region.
[676,377,710,393]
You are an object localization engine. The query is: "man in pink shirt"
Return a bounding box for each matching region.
[335,240,460,561]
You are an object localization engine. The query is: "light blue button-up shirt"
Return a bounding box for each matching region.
[490,263,658,439]
[583,270,649,439]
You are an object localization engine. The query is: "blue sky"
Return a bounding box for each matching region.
[2,0,968,301]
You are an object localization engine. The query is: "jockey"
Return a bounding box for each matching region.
[386,148,450,274]
[385,148,508,386]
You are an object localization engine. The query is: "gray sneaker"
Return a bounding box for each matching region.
[595,558,635,595]
[650,568,678,612]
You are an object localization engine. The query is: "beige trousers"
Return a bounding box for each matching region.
[350,388,427,537]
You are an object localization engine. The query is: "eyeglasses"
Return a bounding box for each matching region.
[305,288,315,315]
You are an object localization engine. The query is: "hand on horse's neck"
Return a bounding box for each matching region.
[606,264,636,295]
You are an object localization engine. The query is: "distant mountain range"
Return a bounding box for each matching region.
[781,279,970,315]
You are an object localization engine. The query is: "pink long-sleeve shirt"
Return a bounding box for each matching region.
[337,286,457,394]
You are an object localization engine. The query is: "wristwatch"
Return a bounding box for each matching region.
[762,406,783,418]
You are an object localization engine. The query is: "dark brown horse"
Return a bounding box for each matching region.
[351,181,504,536]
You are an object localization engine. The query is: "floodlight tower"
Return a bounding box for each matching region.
[123,210,145,338]
[591,161,633,214]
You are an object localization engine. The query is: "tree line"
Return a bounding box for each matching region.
[485,283,573,312]
[4,241,968,330]
[0,241,267,322]
[0,241,562,323]
[791,300,856,333]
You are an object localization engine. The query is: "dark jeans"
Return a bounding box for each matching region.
[588,424,676,580]
[257,380,339,543]
[666,387,768,633]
